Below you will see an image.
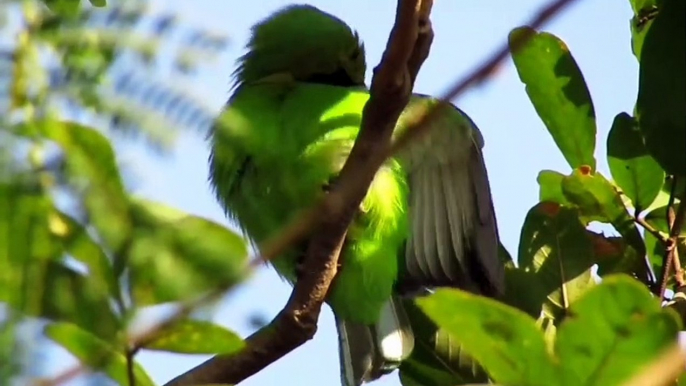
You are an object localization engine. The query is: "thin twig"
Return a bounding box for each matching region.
[636,215,669,244]
[660,177,686,297]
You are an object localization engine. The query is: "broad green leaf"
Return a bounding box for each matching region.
[518,203,596,321]
[45,323,155,386]
[20,120,133,253]
[417,289,557,386]
[144,320,245,355]
[644,231,667,288]
[561,168,650,281]
[509,27,597,171]
[43,0,81,17]
[52,209,120,301]
[538,170,570,205]
[555,275,680,386]
[607,113,664,213]
[629,0,662,59]
[399,298,487,386]
[127,198,248,305]
[89,0,107,7]
[636,0,686,177]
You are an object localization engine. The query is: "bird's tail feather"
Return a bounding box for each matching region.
[336,296,415,386]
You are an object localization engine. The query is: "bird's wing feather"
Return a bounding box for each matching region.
[395,98,504,297]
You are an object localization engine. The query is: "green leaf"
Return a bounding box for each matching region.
[127,198,248,305]
[43,0,82,17]
[417,289,557,386]
[561,169,650,281]
[51,209,121,301]
[509,27,597,171]
[629,0,662,59]
[554,275,680,385]
[144,320,245,355]
[89,0,106,7]
[644,231,667,287]
[518,203,596,321]
[45,323,155,386]
[399,298,487,386]
[636,0,686,177]
[607,113,664,213]
[21,120,133,253]
[538,170,571,205]
[0,181,59,302]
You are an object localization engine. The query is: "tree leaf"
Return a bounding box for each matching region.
[518,202,596,322]
[509,27,597,171]
[554,275,680,385]
[629,0,662,59]
[561,168,650,281]
[25,120,133,253]
[399,298,488,386]
[144,320,245,355]
[52,209,121,302]
[607,112,664,213]
[127,198,249,305]
[538,170,571,205]
[89,0,107,7]
[416,289,557,386]
[636,0,686,177]
[45,323,155,386]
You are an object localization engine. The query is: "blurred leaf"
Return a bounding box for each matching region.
[561,168,650,281]
[89,0,107,7]
[399,298,487,386]
[636,0,686,177]
[419,275,680,386]
[52,209,120,301]
[45,323,155,386]
[43,0,81,18]
[629,0,662,59]
[554,275,680,385]
[509,27,597,171]
[538,170,571,205]
[15,120,133,253]
[417,288,557,386]
[518,202,596,322]
[607,113,664,212]
[26,261,120,339]
[127,198,248,305]
[145,320,245,355]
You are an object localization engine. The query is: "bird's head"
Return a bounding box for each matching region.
[233,4,366,89]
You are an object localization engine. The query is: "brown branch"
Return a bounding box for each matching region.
[659,177,686,298]
[163,1,434,385]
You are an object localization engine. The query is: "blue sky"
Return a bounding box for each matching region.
[39,1,641,385]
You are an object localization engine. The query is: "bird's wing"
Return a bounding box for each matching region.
[394,98,504,297]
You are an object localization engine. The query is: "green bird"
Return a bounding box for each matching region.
[209,4,504,385]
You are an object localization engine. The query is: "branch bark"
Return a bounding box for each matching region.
[163,1,434,384]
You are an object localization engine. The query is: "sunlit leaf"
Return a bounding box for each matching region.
[45,323,155,386]
[561,168,650,281]
[127,198,248,305]
[144,320,245,355]
[607,113,664,213]
[509,27,597,171]
[555,275,680,385]
[417,288,557,386]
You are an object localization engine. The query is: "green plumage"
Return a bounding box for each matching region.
[209,5,504,385]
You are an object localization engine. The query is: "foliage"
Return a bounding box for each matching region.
[0,0,684,385]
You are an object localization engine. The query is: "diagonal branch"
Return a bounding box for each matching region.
[163,1,434,384]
